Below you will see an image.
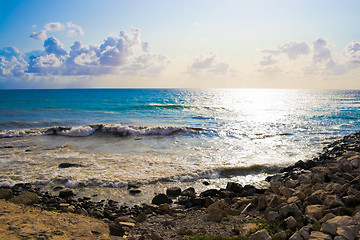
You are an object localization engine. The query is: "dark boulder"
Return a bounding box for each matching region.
[152,194,172,205]
[226,182,243,193]
[166,187,182,197]
[58,163,83,168]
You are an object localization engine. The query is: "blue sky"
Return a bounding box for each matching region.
[0,0,360,89]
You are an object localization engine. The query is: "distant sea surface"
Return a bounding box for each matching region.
[1,89,360,204]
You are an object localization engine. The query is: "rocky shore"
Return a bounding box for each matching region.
[1,132,360,239]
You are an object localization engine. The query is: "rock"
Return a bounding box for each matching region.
[257,195,267,210]
[115,216,135,223]
[206,199,228,222]
[108,222,125,236]
[9,192,39,205]
[59,190,74,198]
[337,226,358,240]
[285,216,298,229]
[320,213,336,223]
[248,229,272,240]
[135,213,147,222]
[267,194,285,208]
[129,189,141,194]
[279,186,294,198]
[166,187,181,197]
[288,232,303,240]
[297,224,312,239]
[324,194,344,208]
[0,188,13,200]
[200,189,220,198]
[309,231,332,240]
[150,233,163,240]
[158,203,171,213]
[226,182,243,193]
[279,203,303,219]
[273,231,287,240]
[58,162,83,168]
[202,181,210,186]
[321,216,355,235]
[342,195,358,207]
[305,205,325,220]
[181,187,196,198]
[152,194,172,205]
[127,183,140,189]
[265,210,279,222]
[177,226,193,236]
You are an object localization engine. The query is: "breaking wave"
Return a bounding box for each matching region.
[0,124,205,138]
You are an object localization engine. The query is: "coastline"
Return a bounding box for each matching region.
[1,132,360,239]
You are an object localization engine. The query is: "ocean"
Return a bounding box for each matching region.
[1,88,360,204]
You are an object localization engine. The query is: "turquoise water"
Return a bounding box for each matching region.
[0,89,360,203]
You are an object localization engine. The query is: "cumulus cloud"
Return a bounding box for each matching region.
[30,30,47,40]
[261,41,310,59]
[0,47,27,77]
[1,27,170,79]
[343,41,360,64]
[66,22,84,37]
[29,22,84,41]
[45,22,65,31]
[188,52,229,74]
[259,55,277,66]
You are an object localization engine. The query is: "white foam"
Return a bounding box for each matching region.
[101,124,187,136]
[57,126,97,137]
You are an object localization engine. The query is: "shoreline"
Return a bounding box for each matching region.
[1,132,360,239]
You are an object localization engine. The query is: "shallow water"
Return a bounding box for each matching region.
[1,89,359,204]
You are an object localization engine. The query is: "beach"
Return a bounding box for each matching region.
[1,131,360,239]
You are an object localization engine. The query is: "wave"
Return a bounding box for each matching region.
[134,103,227,111]
[0,164,281,189]
[0,124,204,138]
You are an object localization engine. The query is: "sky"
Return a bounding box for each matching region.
[0,0,360,89]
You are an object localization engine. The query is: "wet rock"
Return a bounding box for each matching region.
[202,181,210,186]
[200,189,220,198]
[136,213,147,222]
[129,189,141,194]
[152,194,172,205]
[181,187,196,198]
[226,182,243,193]
[0,188,13,200]
[248,229,271,240]
[58,162,83,168]
[166,187,181,197]
[59,190,74,199]
[9,192,39,205]
[177,196,190,207]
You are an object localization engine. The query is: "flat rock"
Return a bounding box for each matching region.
[305,205,325,220]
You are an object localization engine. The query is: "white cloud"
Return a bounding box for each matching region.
[45,22,65,31]
[259,55,277,66]
[261,41,310,59]
[188,52,229,74]
[66,22,84,37]
[29,30,47,40]
[343,41,360,64]
[1,27,170,79]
